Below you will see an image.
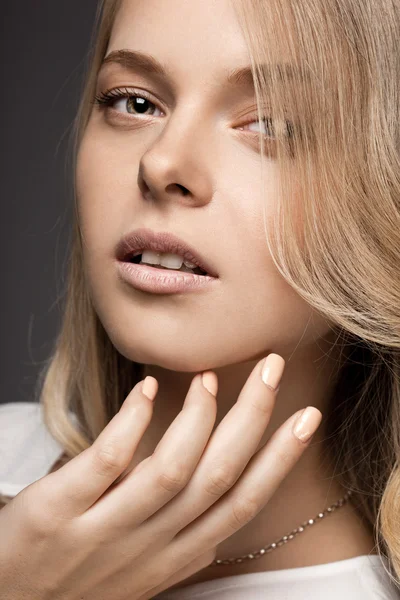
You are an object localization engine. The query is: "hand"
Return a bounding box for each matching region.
[0,354,322,600]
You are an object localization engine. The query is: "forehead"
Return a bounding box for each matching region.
[103,0,299,97]
[106,0,253,87]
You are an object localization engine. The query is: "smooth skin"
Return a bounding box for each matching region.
[0,358,321,599]
[0,0,377,597]
[75,0,376,585]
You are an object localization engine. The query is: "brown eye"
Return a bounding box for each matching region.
[92,87,163,118]
[123,95,159,116]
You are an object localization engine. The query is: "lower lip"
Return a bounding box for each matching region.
[116,261,219,294]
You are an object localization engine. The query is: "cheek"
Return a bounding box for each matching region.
[75,132,104,243]
[76,130,114,220]
[224,174,330,351]
[225,248,332,359]
[75,128,134,261]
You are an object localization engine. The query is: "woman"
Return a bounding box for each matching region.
[0,0,399,598]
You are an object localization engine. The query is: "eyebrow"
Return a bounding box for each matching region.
[99,49,307,88]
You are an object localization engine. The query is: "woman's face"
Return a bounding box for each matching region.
[76,0,333,373]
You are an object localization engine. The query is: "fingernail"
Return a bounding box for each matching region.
[141,376,157,402]
[202,371,217,397]
[292,407,322,443]
[261,354,285,392]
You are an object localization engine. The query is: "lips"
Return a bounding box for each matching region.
[115,227,219,278]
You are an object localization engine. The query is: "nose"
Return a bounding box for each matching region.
[136,117,214,209]
[137,163,191,201]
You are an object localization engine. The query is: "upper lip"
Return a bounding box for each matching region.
[115,227,219,278]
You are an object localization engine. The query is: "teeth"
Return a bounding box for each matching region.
[181,259,197,269]
[140,250,198,270]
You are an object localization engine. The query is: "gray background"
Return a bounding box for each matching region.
[1,2,98,404]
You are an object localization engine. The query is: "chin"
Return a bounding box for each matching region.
[109,339,217,374]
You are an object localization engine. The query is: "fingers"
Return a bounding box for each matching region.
[38,378,157,518]
[81,373,218,528]
[144,355,283,535]
[164,407,322,566]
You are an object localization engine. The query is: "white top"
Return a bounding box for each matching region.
[154,555,399,599]
[1,402,399,600]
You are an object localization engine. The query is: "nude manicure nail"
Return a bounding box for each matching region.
[141,376,157,402]
[202,371,218,397]
[293,407,322,442]
[261,354,285,391]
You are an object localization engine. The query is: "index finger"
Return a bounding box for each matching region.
[36,378,157,518]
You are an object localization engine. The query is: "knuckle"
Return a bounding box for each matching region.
[230,493,259,530]
[204,461,238,497]
[249,398,273,417]
[156,460,189,494]
[92,439,128,476]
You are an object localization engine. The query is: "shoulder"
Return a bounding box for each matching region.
[0,402,66,507]
[0,400,42,425]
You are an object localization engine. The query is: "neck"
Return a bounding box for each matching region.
[127,333,375,583]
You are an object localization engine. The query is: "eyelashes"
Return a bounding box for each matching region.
[92,86,296,142]
[93,87,160,117]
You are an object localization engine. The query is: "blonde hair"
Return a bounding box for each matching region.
[14,0,400,588]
